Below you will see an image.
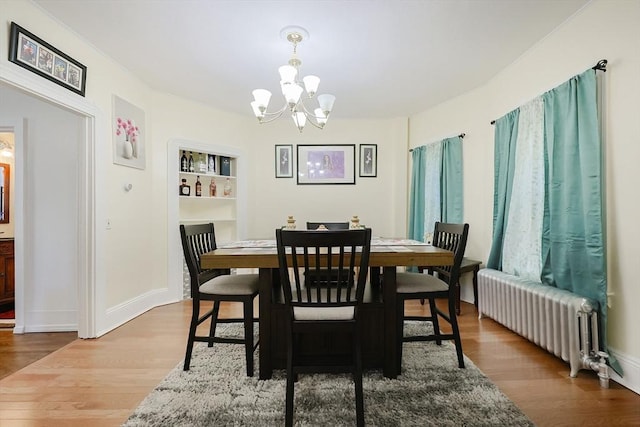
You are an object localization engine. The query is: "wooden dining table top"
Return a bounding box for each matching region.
[200,237,453,269]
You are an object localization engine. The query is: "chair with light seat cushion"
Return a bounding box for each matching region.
[180,223,259,376]
[396,222,469,371]
[276,228,372,427]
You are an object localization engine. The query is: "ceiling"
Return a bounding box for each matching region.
[32,0,590,120]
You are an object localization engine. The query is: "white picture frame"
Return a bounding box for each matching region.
[296,144,356,185]
[112,95,146,170]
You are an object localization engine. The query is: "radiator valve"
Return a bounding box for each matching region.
[590,351,610,389]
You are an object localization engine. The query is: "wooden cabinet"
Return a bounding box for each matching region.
[0,239,14,305]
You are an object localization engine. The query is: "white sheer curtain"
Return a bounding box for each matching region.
[423,141,442,241]
[502,97,545,280]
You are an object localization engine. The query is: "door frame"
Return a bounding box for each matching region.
[0,62,102,338]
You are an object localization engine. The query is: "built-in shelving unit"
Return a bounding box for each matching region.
[177,149,238,243]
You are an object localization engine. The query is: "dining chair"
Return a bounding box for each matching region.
[276,228,372,427]
[180,223,259,376]
[395,222,469,370]
[306,221,350,230]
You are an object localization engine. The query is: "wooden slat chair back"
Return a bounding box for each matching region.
[429,222,469,288]
[275,228,372,427]
[182,223,230,291]
[303,222,354,287]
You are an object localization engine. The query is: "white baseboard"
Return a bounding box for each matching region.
[18,309,78,333]
[609,347,640,395]
[22,323,78,333]
[98,287,180,337]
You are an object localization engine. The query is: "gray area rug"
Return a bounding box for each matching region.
[123,323,533,426]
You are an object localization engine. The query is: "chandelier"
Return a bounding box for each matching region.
[250,26,335,132]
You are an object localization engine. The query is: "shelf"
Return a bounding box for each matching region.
[179,171,236,179]
[179,195,236,200]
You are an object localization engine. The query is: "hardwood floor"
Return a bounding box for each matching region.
[0,328,76,380]
[0,300,638,426]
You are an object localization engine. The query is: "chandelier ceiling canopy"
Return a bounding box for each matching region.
[250,26,335,132]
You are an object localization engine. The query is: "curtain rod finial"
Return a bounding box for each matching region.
[593,59,607,71]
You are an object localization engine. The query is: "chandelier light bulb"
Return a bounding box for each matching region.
[278,65,297,84]
[250,101,264,119]
[284,84,304,109]
[302,75,320,97]
[317,94,336,116]
[314,108,327,127]
[252,89,272,112]
[293,111,307,132]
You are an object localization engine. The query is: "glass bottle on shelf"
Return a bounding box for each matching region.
[180,150,188,172]
[179,178,190,196]
[199,153,207,173]
[188,151,195,173]
[223,178,232,197]
[209,178,217,197]
[195,176,202,197]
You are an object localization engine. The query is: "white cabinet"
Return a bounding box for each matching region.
[177,149,238,243]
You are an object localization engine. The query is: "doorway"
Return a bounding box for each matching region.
[0,131,15,327]
[0,69,97,338]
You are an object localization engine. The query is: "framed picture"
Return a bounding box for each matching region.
[275,145,293,178]
[113,95,146,170]
[297,144,356,185]
[8,22,87,96]
[359,144,378,177]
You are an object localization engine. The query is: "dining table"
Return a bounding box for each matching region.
[200,236,453,380]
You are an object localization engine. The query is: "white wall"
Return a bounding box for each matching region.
[0,0,158,334]
[408,0,640,392]
[149,92,253,300]
[246,117,409,238]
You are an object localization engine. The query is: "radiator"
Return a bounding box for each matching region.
[478,268,610,387]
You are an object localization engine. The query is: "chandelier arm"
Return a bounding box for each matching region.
[298,100,329,129]
[302,111,325,130]
[297,101,326,122]
[257,104,289,124]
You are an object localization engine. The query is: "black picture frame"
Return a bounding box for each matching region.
[297,144,356,185]
[359,144,378,177]
[8,22,87,97]
[275,145,293,178]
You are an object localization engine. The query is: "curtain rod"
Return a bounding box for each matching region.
[409,133,465,152]
[489,59,608,125]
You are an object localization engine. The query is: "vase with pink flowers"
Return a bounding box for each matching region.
[115,117,140,159]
